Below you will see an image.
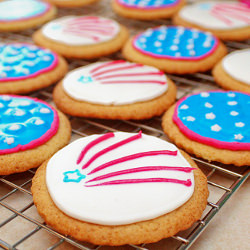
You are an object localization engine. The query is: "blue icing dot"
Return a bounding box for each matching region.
[0,96,56,151]
[118,0,178,8]
[0,44,56,81]
[0,0,48,21]
[133,26,217,60]
[177,91,250,144]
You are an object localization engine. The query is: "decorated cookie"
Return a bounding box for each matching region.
[32,131,208,245]
[33,16,129,59]
[123,26,227,74]
[212,49,250,93]
[112,0,185,20]
[0,43,68,94]
[173,1,250,41]
[0,0,57,32]
[162,91,250,166]
[45,0,99,8]
[53,60,176,120]
[0,95,71,175]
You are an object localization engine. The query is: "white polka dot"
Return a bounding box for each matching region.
[192,33,199,39]
[158,34,166,40]
[228,101,237,106]
[22,68,30,75]
[0,72,7,77]
[0,103,4,108]
[228,93,236,97]
[230,111,239,116]
[40,108,51,114]
[188,38,194,43]
[14,110,25,116]
[180,104,189,110]
[186,116,195,121]
[1,95,11,101]
[211,124,221,132]
[145,30,153,37]
[170,45,178,51]
[205,112,216,120]
[234,134,243,140]
[25,61,35,67]
[173,38,180,44]
[200,92,209,97]
[139,37,146,43]
[186,44,194,50]
[35,119,45,125]
[154,41,162,47]
[9,124,21,131]
[175,52,181,57]
[203,42,211,48]
[27,53,36,58]
[4,137,14,145]
[189,50,196,56]
[235,122,245,127]
[19,100,30,106]
[157,48,163,53]
[43,56,51,61]
[205,102,213,108]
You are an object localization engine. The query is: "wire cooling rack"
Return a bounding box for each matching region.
[0,1,250,249]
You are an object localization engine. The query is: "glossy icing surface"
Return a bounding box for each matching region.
[46,132,194,225]
[173,91,250,150]
[42,16,120,46]
[132,26,218,60]
[0,44,58,82]
[0,0,50,22]
[116,0,179,9]
[179,1,250,30]
[0,95,59,155]
[63,60,168,105]
[222,49,250,85]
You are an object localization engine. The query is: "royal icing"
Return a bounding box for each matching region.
[63,60,168,105]
[0,44,58,82]
[46,132,194,225]
[0,0,51,22]
[179,1,250,30]
[222,49,250,85]
[132,26,218,61]
[116,0,179,9]
[0,95,59,155]
[42,16,120,46]
[173,91,250,150]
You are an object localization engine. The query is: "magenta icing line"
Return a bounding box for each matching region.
[0,52,59,83]
[77,132,115,164]
[115,0,180,10]
[87,150,178,174]
[85,178,192,187]
[82,131,142,170]
[90,60,126,74]
[173,90,250,151]
[86,166,195,183]
[0,95,59,155]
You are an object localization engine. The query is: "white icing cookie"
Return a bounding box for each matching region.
[46,132,194,226]
[179,1,250,30]
[222,49,250,85]
[41,16,120,46]
[62,60,168,105]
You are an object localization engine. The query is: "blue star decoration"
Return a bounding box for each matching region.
[63,169,86,183]
[78,75,93,84]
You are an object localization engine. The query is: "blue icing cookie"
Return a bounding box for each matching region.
[0,44,57,81]
[0,0,49,21]
[174,91,250,150]
[133,26,218,60]
[0,95,58,154]
[117,0,179,8]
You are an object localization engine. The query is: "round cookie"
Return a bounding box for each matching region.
[44,0,98,7]
[212,49,250,93]
[33,16,129,59]
[53,60,176,120]
[162,91,250,166]
[112,0,186,20]
[0,43,68,94]
[122,26,227,74]
[0,95,71,175]
[0,0,57,32]
[31,131,208,246]
[173,1,250,41]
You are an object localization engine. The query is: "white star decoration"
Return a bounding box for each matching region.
[8,124,21,131]
[35,119,45,125]
[186,116,195,121]
[228,93,235,97]
[0,103,4,108]
[205,102,213,108]
[14,110,25,116]
[200,92,209,97]
[235,122,245,127]
[40,108,51,114]
[230,111,239,116]
[227,101,237,106]
[234,134,243,140]
[4,137,14,145]
[180,104,189,110]
[205,112,216,120]
[211,124,221,132]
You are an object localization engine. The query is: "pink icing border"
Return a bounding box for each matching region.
[132,26,220,61]
[0,1,52,23]
[0,95,59,155]
[0,43,59,83]
[115,0,180,10]
[173,90,250,151]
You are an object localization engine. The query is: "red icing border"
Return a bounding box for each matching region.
[132,26,220,61]
[0,43,59,83]
[115,0,180,10]
[173,90,250,151]
[0,1,52,23]
[0,95,59,155]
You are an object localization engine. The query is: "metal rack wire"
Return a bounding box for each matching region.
[0,1,250,249]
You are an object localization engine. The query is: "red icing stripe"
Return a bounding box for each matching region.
[94,72,165,80]
[87,150,178,174]
[76,132,114,164]
[86,166,195,183]
[82,131,142,169]
[85,178,192,187]
[90,60,126,74]
[100,80,166,85]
